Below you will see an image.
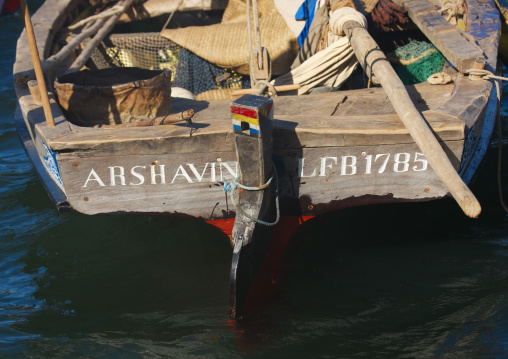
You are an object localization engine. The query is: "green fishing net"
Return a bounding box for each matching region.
[388,40,446,85]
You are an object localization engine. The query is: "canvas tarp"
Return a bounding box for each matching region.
[273,7,368,94]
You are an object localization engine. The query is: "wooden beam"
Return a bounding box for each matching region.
[343,19,481,218]
[404,0,483,73]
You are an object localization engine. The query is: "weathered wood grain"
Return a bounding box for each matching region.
[344,19,480,217]
[465,0,500,72]
[404,0,484,73]
[44,110,464,156]
[229,95,275,318]
[12,0,500,218]
[57,141,463,217]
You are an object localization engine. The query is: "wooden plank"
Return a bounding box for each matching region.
[272,93,347,116]
[433,76,491,172]
[458,0,500,181]
[45,110,464,155]
[343,19,480,218]
[466,0,500,71]
[404,0,483,73]
[57,140,463,216]
[333,82,455,115]
[37,87,463,155]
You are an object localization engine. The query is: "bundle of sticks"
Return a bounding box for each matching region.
[40,0,136,75]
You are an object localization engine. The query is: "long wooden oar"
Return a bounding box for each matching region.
[343,19,482,218]
[19,0,55,128]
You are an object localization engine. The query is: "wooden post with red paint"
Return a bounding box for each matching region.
[228,95,275,319]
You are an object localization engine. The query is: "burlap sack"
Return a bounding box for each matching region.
[161,0,299,75]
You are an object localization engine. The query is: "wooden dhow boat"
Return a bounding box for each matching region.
[13,0,501,318]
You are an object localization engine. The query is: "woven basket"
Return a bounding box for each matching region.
[55,68,172,126]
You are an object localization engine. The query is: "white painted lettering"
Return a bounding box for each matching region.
[171,165,193,183]
[220,162,238,181]
[394,153,410,172]
[109,166,126,186]
[210,162,216,182]
[319,157,337,176]
[187,163,209,182]
[150,164,166,184]
[413,152,428,172]
[365,154,372,174]
[83,168,106,187]
[130,166,146,185]
[341,156,357,175]
[299,158,317,177]
[374,154,390,173]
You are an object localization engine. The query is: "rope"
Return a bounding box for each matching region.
[438,0,464,21]
[427,72,452,85]
[225,162,280,226]
[253,79,276,96]
[466,68,508,213]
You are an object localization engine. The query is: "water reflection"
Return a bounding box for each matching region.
[13,214,232,351]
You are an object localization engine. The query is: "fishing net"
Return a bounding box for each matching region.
[87,33,179,77]
[174,48,250,97]
[387,39,446,84]
[84,32,250,96]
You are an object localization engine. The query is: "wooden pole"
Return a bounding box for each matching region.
[40,17,108,74]
[66,0,135,73]
[20,0,55,128]
[343,20,482,218]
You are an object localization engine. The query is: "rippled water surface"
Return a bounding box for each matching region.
[2,3,508,358]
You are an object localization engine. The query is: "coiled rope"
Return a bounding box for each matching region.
[225,162,280,226]
[466,68,508,213]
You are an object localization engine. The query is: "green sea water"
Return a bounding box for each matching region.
[2,3,508,358]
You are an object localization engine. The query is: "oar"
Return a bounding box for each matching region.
[19,0,55,128]
[342,17,481,218]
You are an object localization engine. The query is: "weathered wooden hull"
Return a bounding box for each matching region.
[55,141,461,217]
[13,0,500,221]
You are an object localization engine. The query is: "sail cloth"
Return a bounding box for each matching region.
[273,7,368,94]
[160,0,299,76]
